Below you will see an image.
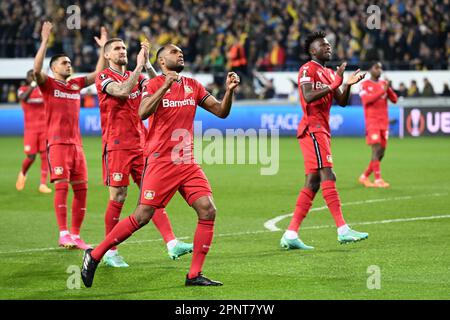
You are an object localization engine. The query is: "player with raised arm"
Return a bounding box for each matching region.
[33,21,107,249]
[15,70,52,194]
[95,38,193,267]
[81,43,240,287]
[358,61,398,188]
[280,31,369,250]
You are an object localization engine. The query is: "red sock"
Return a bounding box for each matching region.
[21,157,35,175]
[70,183,87,236]
[321,180,346,227]
[91,215,141,261]
[363,161,373,177]
[188,219,215,279]
[54,182,69,232]
[40,152,48,185]
[152,209,176,243]
[288,188,316,232]
[104,200,124,251]
[372,160,381,180]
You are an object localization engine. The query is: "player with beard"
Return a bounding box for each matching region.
[82,44,240,287]
[280,31,369,250]
[34,21,107,249]
[95,38,193,267]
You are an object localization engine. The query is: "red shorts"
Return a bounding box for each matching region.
[139,160,212,209]
[366,129,389,148]
[47,144,88,182]
[298,129,333,174]
[102,148,144,187]
[23,131,46,155]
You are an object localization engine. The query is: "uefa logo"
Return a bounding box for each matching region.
[406,108,425,137]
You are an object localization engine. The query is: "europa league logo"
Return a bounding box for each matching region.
[406,108,425,137]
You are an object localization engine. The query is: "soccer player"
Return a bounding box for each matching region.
[95,38,193,267]
[33,21,107,249]
[358,62,398,188]
[280,31,369,250]
[15,70,52,194]
[81,43,240,287]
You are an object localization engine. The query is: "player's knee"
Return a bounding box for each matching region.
[306,181,320,193]
[199,204,216,221]
[27,154,36,161]
[111,187,127,203]
[134,205,154,226]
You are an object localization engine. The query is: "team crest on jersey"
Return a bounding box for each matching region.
[112,173,123,182]
[144,190,155,200]
[184,85,193,94]
[327,155,333,163]
[371,134,379,140]
[24,145,31,152]
[70,84,80,90]
[54,167,64,175]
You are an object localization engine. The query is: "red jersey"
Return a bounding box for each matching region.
[359,79,398,131]
[95,67,148,151]
[297,60,337,137]
[39,76,86,146]
[142,75,210,162]
[18,86,45,133]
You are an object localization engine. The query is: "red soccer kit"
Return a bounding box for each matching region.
[18,86,46,154]
[39,76,88,182]
[359,79,398,148]
[95,67,148,187]
[139,75,212,208]
[297,60,336,174]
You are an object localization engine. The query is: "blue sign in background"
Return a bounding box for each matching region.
[0,104,400,137]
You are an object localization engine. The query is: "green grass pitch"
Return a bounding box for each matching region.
[0,136,449,299]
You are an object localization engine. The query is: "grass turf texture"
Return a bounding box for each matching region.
[0,136,449,300]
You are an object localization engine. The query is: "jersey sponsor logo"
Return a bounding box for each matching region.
[24,145,31,152]
[53,89,80,100]
[128,89,141,99]
[70,84,80,90]
[162,97,196,108]
[143,190,155,200]
[54,166,64,175]
[112,172,123,182]
[326,155,333,163]
[314,81,329,90]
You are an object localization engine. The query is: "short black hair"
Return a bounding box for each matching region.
[304,31,327,56]
[49,54,69,67]
[104,38,124,52]
[155,45,167,61]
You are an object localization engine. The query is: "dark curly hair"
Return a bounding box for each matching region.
[304,31,327,57]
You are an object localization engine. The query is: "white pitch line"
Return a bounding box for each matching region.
[263,192,448,231]
[0,193,448,255]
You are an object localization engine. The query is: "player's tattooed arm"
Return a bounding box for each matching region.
[85,27,108,86]
[33,21,52,85]
[200,72,240,119]
[334,68,366,107]
[105,48,146,98]
[138,71,178,119]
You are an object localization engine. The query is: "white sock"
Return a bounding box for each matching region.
[284,230,298,240]
[71,234,80,239]
[337,224,350,235]
[167,239,178,250]
[59,230,69,237]
[105,249,118,257]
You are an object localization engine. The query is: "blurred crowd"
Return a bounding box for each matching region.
[0,0,449,101]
